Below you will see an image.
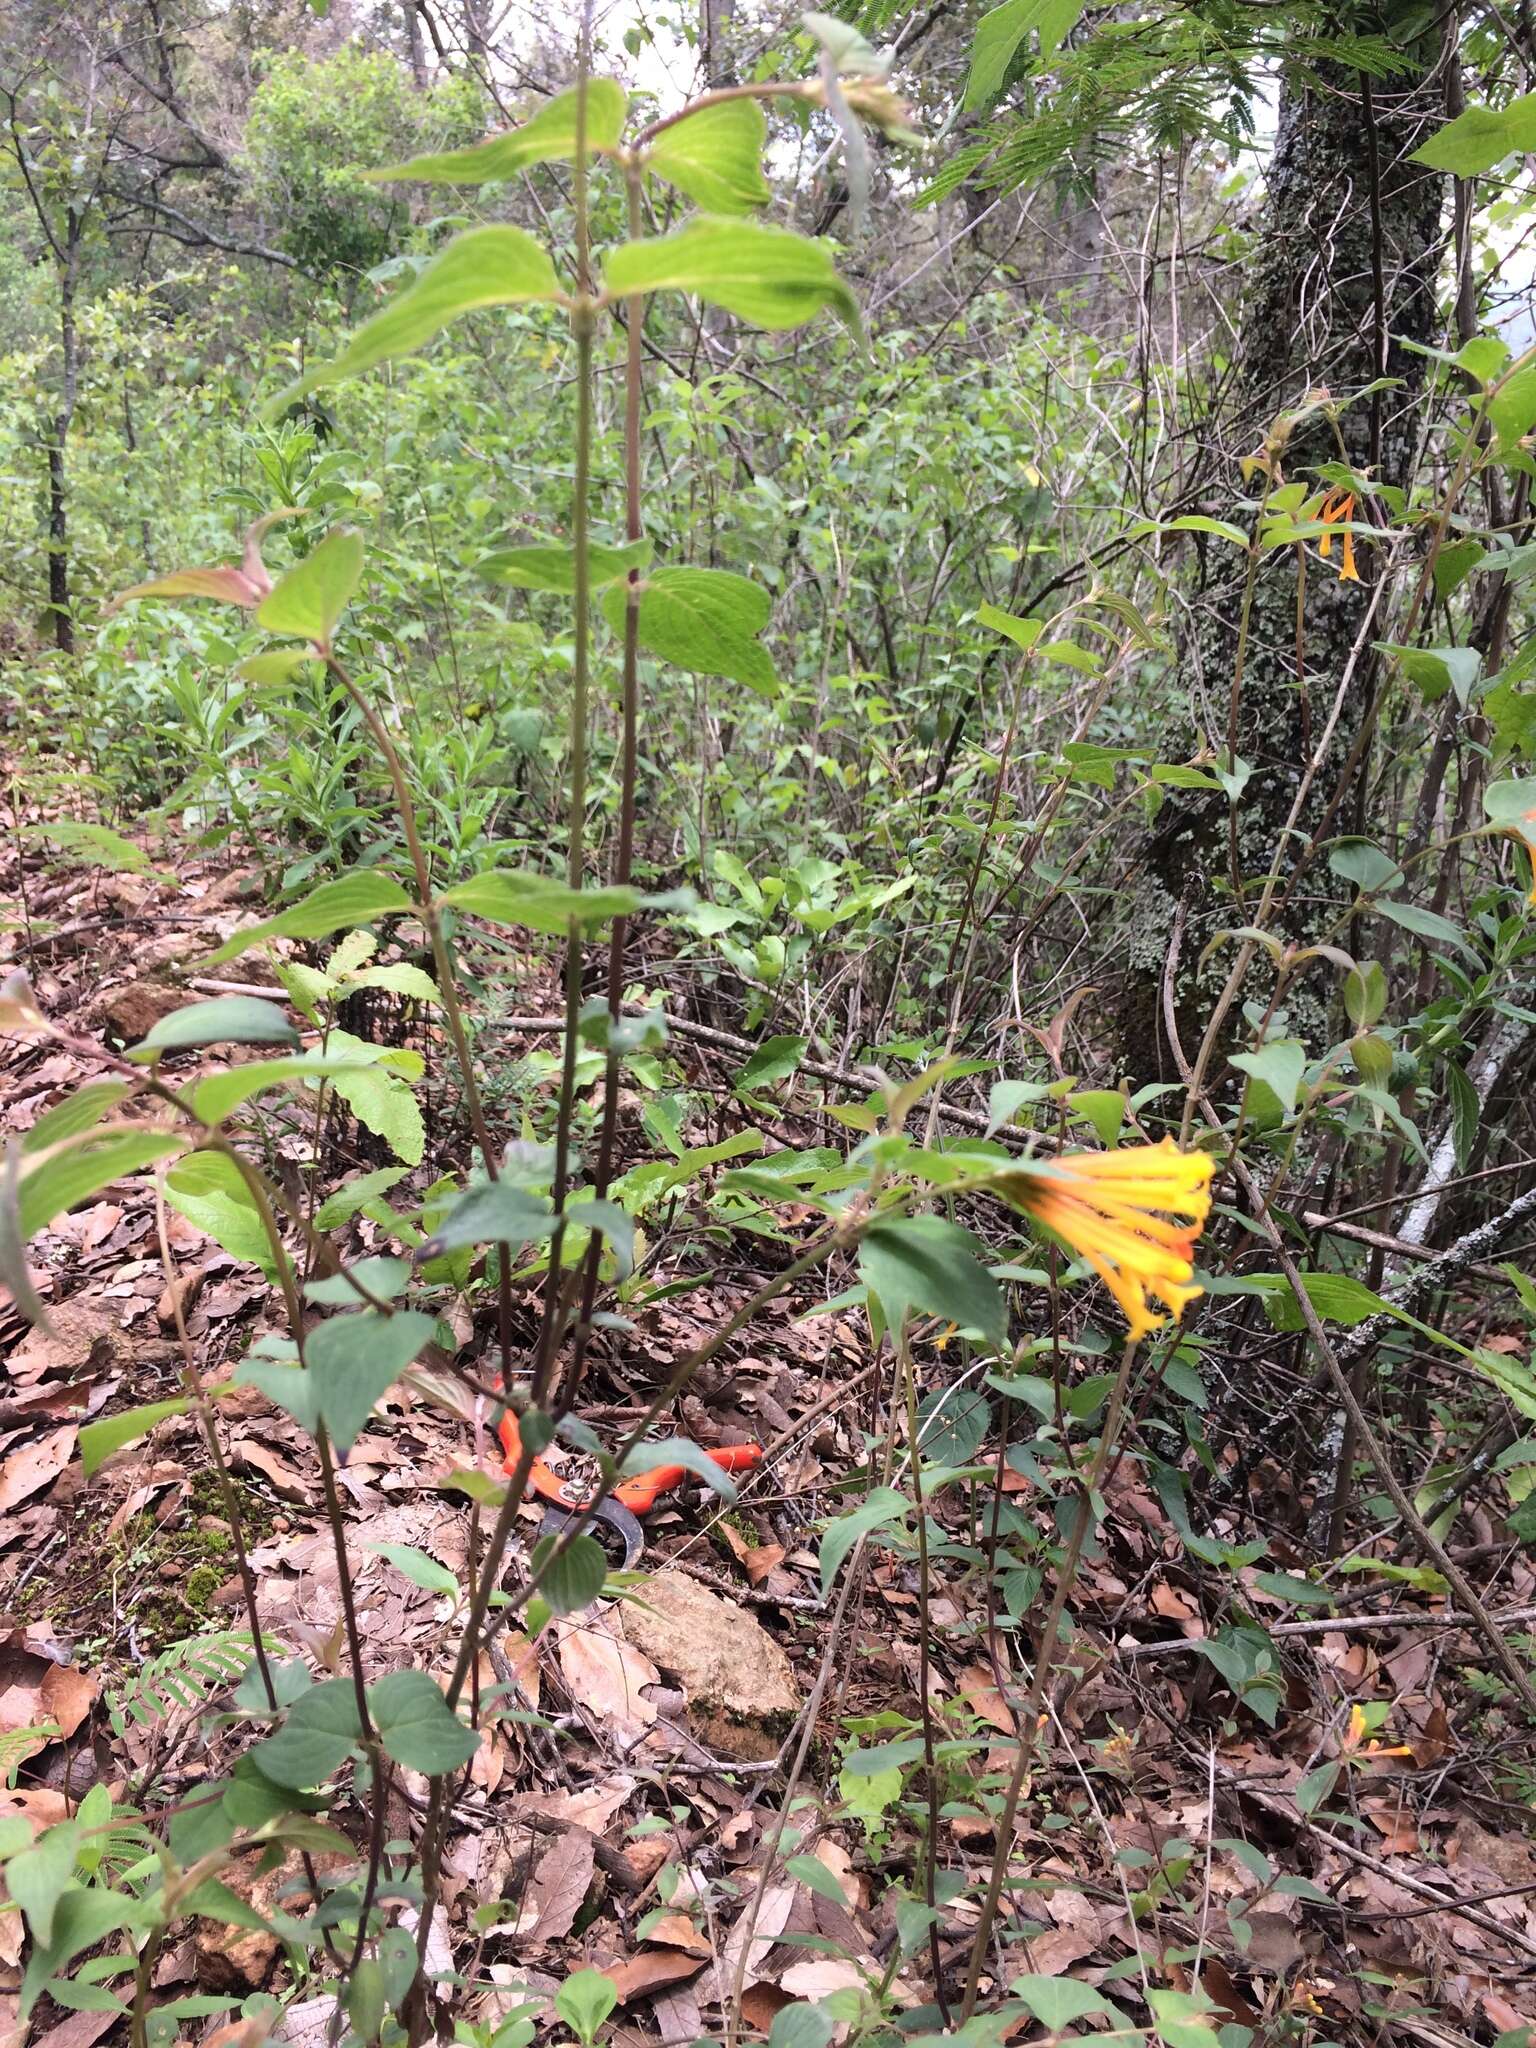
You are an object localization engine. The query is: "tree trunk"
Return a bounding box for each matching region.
[1115,50,1446,1076]
[47,220,80,656]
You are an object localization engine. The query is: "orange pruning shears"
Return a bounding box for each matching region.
[498,1408,763,1568]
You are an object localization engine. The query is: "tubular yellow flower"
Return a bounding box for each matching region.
[1000,1138,1215,1343]
[1319,487,1360,583]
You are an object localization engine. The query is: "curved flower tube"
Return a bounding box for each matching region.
[999,1138,1215,1343]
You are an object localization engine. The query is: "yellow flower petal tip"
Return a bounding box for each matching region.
[1319,487,1360,583]
[999,1138,1215,1343]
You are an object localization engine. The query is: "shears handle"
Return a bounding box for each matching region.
[612,1442,763,1515]
[498,1409,761,1515]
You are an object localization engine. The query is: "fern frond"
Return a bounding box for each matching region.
[106,1630,282,1737]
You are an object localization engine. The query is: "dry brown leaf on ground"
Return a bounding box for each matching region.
[0,1632,97,1762]
[957,1663,1015,1735]
[743,1543,785,1586]
[0,1425,76,1512]
[605,1948,707,2003]
[230,1439,313,1503]
[517,1826,596,1945]
[714,1881,797,2000]
[557,1614,659,1742]
[649,1978,705,2045]
[27,2007,118,2048]
[643,1913,712,1958]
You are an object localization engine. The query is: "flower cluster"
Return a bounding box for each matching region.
[1000,1138,1215,1342]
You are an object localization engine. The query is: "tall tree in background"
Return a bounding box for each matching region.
[1121,26,1447,1072]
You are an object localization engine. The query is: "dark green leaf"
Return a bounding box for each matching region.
[130,998,299,1061]
[369,1668,479,1774]
[534,1531,608,1615]
[304,1310,436,1451]
[252,1678,363,1788]
[859,1214,1007,1350]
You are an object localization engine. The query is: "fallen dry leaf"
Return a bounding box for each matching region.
[644,1913,712,1959]
[715,1881,797,1999]
[230,1439,312,1503]
[605,1949,707,2003]
[0,1427,77,1512]
[557,1616,658,1742]
[744,1543,785,1586]
[518,1827,596,1945]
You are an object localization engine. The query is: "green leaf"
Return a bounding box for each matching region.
[201,871,411,967]
[253,1677,363,1788]
[20,1886,150,2019]
[273,226,562,408]
[190,1052,380,1127]
[1411,90,1536,174]
[603,219,859,333]
[1489,362,1536,456]
[554,1969,617,2048]
[438,868,644,932]
[783,1855,853,1907]
[1229,1039,1307,1119]
[255,530,364,648]
[306,1256,411,1305]
[1377,898,1474,956]
[1446,1058,1479,1172]
[645,98,772,213]
[129,997,299,1062]
[1068,1088,1125,1147]
[737,1034,808,1090]
[416,1181,553,1258]
[859,1214,1008,1350]
[1257,1271,1392,1330]
[368,1668,479,1774]
[236,1355,322,1437]
[237,648,319,686]
[18,1130,185,1241]
[477,536,651,591]
[1295,1760,1339,1815]
[304,1310,436,1451]
[368,1543,461,1597]
[324,1046,425,1166]
[603,566,779,695]
[768,2004,836,2048]
[965,0,1086,104]
[977,601,1042,651]
[535,1531,608,1615]
[1377,641,1482,707]
[80,1398,191,1477]
[313,1165,409,1230]
[164,1150,277,1274]
[1010,1977,1125,2028]
[20,1083,130,1158]
[916,1386,992,1465]
[6,1823,81,1945]
[370,79,627,183]
[1328,839,1403,894]
[818,1485,909,1595]
[29,819,157,875]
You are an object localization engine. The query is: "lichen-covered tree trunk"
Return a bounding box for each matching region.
[1117,50,1446,1076]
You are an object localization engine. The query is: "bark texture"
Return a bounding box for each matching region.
[1117,49,1446,1076]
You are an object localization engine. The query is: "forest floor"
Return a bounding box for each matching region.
[3,830,1536,2048]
